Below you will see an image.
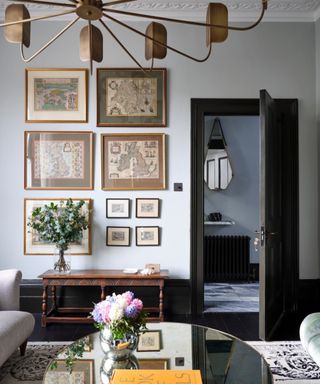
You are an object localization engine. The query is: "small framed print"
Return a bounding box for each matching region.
[136,226,160,246]
[138,359,169,370]
[97,68,166,127]
[25,68,88,123]
[107,226,130,246]
[101,133,166,190]
[24,198,92,255]
[45,360,94,384]
[24,131,94,190]
[136,198,160,218]
[106,199,130,218]
[137,330,161,352]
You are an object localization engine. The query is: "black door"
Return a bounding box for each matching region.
[259,90,284,340]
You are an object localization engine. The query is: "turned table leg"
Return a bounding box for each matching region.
[51,286,57,311]
[101,285,105,301]
[159,282,164,321]
[41,285,48,327]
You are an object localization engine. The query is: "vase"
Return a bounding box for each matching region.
[100,355,139,384]
[53,247,71,273]
[99,327,138,360]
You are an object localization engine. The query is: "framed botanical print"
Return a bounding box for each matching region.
[24,131,94,190]
[97,68,167,127]
[45,360,94,384]
[106,198,130,218]
[136,226,160,246]
[24,198,92,255]
[106,226,131,246]
[25,68,88,123]
[136,198,160,218]
[101,133,166,190]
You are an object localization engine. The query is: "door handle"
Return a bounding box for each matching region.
[254,226,265,250]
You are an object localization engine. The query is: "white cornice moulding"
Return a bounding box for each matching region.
[0,0,320,22]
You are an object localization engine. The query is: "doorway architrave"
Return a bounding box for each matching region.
[190,98,299,324]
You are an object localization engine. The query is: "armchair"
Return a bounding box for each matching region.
[0,269,35,367]
[300,313,320,366]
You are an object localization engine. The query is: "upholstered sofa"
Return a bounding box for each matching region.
[300,313,320,366]
[0,269,35,367]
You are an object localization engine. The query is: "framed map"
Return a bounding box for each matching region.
[45,360,94,384]
[97,68,167,127]
[101,133,166,190]
[24,131,94,190]
[25,68,88,122]
[24,198,92,255]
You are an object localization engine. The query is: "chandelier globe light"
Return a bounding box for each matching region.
[0,0,268,73]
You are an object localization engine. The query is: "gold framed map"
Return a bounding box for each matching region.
[25,68,88,123]
[97,68,167,127]
[45,360,94,384]
[101,133,166,190]
[24,198,92,255]
[24,131,94,190]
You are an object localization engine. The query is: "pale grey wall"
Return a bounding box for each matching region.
[204,116,260,264]
[0,20,317,279]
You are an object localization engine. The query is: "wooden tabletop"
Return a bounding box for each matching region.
[38,269,169,279]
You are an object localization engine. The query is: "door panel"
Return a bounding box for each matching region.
[259,90,284,340]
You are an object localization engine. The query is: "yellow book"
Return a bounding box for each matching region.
[111,369,203,384]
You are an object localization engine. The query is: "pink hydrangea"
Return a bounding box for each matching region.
[132,298,143,311]
[122,291,134,305]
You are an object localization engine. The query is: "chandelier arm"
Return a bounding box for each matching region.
[20,16,80,63]
[99,19,147,72]
[103,12,212,63]
[103,0,266,32]
[68,0,79,3]
[0,9,76,28]
[10,0,76,8]
[102,0,136,7]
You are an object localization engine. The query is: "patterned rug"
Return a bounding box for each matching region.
[0,341,320,383]
[249,341,320,383]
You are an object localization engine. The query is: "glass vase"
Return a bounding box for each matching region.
[53,247,71,274]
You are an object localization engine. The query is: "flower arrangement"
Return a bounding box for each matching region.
[91,291,148,339]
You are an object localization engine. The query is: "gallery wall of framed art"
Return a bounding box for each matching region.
[21,65,169,266]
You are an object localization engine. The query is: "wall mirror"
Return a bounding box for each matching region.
[204,118,233,190]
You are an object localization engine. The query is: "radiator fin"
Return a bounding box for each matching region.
[204,235,250,282]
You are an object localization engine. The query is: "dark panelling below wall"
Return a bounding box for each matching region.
[20,279,191,316]
[298,279,320,315]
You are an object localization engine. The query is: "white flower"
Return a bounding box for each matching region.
[109,303,124,321]
[116,295,128,310]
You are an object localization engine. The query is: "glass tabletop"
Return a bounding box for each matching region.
[43,322,273,384]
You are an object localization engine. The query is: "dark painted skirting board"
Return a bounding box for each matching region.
[20,278,191,316]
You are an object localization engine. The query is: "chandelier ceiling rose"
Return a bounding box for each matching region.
[0,0,268,73]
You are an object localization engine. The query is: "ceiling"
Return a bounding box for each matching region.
[0,0,320,22]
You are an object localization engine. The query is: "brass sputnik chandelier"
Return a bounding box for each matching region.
[0,0,268,73]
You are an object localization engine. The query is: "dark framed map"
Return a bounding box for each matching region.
[97,68,167,127]
[101,133,166,190]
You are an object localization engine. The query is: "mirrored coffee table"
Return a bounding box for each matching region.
[43,322,273,384]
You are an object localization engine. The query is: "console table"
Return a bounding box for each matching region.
[38,269,169,327]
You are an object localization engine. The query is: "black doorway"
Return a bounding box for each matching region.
[190,98,299,339]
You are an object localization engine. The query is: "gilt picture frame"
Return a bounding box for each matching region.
[24,198,92,255]
[106,226,131,246]
[101,133,166,190]
[25,68,88,123]
[24,131,94,190]
[97,68,167,127]
[138,359,169,370]
[45,360,94,384]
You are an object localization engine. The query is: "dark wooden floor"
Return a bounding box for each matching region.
[29,312,303,342]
